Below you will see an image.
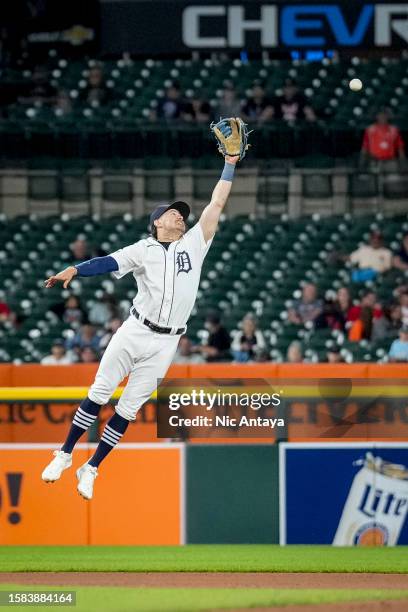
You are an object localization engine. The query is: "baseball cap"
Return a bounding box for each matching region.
[149,201,190,230]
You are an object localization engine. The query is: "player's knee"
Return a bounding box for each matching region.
[115,402,137,422]
[88,381,113,406]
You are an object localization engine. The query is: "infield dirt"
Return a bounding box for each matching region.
[0,572,407,589]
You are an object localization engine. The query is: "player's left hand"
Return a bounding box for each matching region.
[44,266,78,289]
[225,155,239,164]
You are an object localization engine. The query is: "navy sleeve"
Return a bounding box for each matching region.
[75,256,119,277]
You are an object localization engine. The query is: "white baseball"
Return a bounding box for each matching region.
[349,78,363,92]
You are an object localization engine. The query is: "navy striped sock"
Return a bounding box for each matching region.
[88,412,129,468]
[61,398,101,454]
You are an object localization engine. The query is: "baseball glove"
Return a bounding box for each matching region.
[210,117,251,161]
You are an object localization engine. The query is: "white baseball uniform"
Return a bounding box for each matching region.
[88,222,213,420]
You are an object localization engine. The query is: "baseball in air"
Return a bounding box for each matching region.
[349,78,363,92]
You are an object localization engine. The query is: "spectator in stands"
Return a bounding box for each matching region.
[88,292,119,326]
[216,83,242,119]
[393,232,408,272]
[314,298,346,331]
[273,78,316,124]
[326,346,344,364]
[81,65,110,105]
[254,348,271,362]
[361,109,405,164]
[53,90,73,118]
[62,295,86,327]
[154,82,184,121]
[372,304,402,341]
[335,286,353,322]
[50,295,86,328]
[286,341,304,363]
[399,291,408,326]
[19,65,56,106]
[287,283,322,325]
[182,92,211,123]
[348,290,382,323]
[241,81,274,124]
[0,293,16,325]
[348,230,392,281]
[388,325,408,362]
[70,237,91,263]
[231,315,266,362]
[79,346,99,363]
[173,335,204,364]
[41,340,73,365]
[199,312,231,362]
[65,323,101,357]
[99,317,122,353]
[348,290,383,341]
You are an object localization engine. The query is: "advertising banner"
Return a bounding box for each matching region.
[280,442,408,546]
[0,444,182,545]
[100,1,408,55]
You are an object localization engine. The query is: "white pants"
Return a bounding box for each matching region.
[88,315,181,421]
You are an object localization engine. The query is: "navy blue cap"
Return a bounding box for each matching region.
[149,201,190,230]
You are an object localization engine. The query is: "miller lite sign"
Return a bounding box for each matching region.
[333,453,408,546]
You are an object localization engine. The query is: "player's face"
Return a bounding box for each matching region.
[156,209,186,236]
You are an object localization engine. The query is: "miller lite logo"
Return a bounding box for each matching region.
[333,453,408,546]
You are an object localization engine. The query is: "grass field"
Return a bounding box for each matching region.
[1,545,408,573]
[1,546,407,611]
[0,586,408,612]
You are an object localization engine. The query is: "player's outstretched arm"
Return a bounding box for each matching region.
[44,256,119,289]
[199,154,239,243]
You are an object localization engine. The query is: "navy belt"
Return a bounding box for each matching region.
[131,307,185,335]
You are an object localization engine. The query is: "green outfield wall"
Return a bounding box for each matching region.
[186,445,279,544]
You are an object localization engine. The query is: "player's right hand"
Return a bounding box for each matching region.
[44,266,78,289]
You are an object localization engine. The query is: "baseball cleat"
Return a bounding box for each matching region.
[41,450,72,483]
[76,463,98,500]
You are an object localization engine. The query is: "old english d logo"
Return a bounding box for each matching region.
[176,251,192,275]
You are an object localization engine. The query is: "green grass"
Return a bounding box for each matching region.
[1,545,408,573]
[0,586,407,612]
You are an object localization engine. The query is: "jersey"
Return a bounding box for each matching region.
[110,222,213,328]
[362,124,404,160]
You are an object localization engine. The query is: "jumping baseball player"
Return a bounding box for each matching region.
[41,118,249,499]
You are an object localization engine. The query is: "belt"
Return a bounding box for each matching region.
[131,307,186,335]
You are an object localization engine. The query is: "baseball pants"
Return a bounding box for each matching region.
[88,315,181,420]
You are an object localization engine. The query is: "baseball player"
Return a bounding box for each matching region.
[41,118,249,500]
